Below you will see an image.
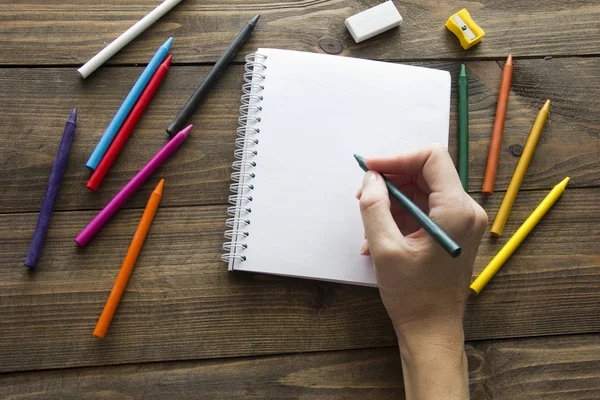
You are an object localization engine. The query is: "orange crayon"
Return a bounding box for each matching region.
[93,179,165,338]
[483,54,513,195]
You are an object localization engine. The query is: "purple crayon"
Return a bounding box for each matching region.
[25,108,77,269]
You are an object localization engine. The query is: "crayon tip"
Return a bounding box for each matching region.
[506,54,513,65]
[542,99,551,111]
[558,177,570,189]
[154,179,165,195]
[459,64,467,77]
[353,154,368,171]
[162,54,173,68]
[179,124,193,138]
[163,37,174,51]
[249,14,260,26]
[69,107,78,123]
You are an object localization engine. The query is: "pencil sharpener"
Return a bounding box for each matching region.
[445,9,485,50]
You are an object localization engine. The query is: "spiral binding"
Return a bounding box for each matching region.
[221,53,267,266]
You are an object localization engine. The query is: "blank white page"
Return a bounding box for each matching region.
[231,48,450,286]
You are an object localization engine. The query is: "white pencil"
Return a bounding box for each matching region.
[77,0,183,79]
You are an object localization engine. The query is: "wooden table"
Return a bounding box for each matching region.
[1,1,599,398]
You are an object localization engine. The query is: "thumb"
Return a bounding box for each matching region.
[359,171,403,255]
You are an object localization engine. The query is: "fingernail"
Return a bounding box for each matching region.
[355,187,362,199]
[360,240,369,255]
[362,171,378,188]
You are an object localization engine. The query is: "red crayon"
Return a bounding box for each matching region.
[87,55,172,191]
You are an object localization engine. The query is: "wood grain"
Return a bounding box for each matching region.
[2,0,600,66]
[1,334,599,399]
[1,187,599,372]
[2,0,600,392]
[1,58,598,214]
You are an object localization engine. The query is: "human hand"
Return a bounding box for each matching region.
[356,145,487,399]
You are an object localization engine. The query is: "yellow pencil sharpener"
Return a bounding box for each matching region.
[445,9,485,50]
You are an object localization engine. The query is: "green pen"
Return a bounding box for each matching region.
[458,64,469,191]
[354,154,462,258]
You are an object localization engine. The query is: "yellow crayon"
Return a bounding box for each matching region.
[470,177,570,295]
[491,100,551,237]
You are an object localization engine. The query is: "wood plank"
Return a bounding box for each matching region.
[2,0,600,66]
[1,58,598,214]
[1,334,599,399]
[1,188,599,372]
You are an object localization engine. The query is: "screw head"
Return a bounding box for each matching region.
[509,144,523,157]
[319,37,343,54]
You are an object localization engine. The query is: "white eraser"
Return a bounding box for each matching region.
[345,1,403,43]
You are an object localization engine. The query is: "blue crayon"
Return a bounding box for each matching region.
[86,37,173,170]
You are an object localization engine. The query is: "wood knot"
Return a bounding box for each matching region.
[509,144,523,157]
[466,345,485,375]
[308,284,336,314]
[319,37,343,54]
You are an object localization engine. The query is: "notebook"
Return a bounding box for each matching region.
[222,48,451,286]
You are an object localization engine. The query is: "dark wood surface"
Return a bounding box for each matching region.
[1,0,600,398]
[1,189,599,372]
[1,334,599,399]
[2,0,600,65]
[1,58,598,214]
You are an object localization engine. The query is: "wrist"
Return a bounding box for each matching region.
[397,323,468,400]
[395,317,466,366]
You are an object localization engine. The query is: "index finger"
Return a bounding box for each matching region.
[366,144,462,194]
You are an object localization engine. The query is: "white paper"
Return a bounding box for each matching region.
[231,48,450,286]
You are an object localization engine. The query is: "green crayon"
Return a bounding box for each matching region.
[354,154,462,258]
[458,64,469,191]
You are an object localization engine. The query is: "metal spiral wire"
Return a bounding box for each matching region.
[222,53,267,265]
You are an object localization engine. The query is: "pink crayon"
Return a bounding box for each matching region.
[75,124,192,247]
